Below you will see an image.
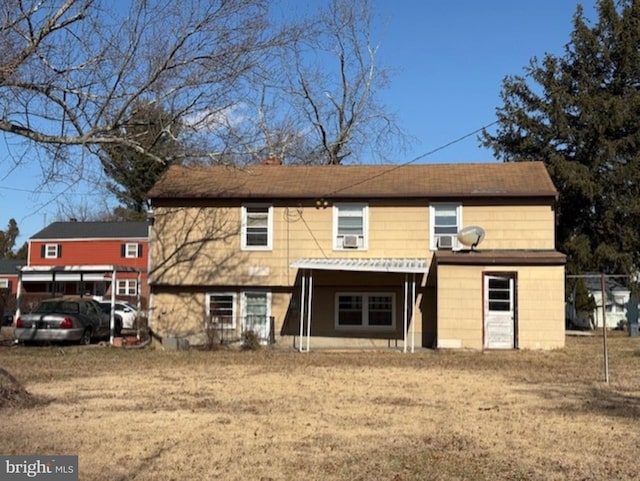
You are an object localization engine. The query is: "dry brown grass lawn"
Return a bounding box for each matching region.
[1,328,640,480]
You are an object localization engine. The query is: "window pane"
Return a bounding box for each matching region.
[489,301,511,311]
[126,243,138,257]
[244,206,270,247]
[247,215,267,228]
[209,295,234,325]
[338,215,363,236]
[368,296,393,326]
[488,277,511,311]
[434,225,459,235]
[246,229,268,246]
[434,206,459,236]
[339,311,363,325]
[337,295,363,326]
[488,278,510,290]
[245,293,268,328]
[489,290,510,301]
[338,206,362,216]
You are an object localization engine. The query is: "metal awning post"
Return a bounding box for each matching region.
[411,273,416,353]
[298,272,306,352]
[601,273,609,384]
[110,268,117,345]
[136,270,142,340]
[15,269,23,319]
[403,274,408,353]
[306,271,313,352]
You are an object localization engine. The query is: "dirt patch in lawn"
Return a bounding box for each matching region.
[1,333,640,480]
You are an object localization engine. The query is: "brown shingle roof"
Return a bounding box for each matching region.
[147,161,557,200]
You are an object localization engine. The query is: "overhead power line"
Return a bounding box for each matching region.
[325,120,499,198]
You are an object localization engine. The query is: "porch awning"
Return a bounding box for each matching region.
[290,257,428,274]
[19,265,142,282]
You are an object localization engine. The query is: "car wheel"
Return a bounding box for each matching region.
[79,328,92,345]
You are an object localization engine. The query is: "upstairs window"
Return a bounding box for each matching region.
[242,205,273,250]
[333,203,368,250]
[41,244,62,259]
[430,204,462,250]
[122,243,143,258]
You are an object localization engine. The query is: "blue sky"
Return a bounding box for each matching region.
[0,0,598,245]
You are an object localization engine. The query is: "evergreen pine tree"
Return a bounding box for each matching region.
[482,0,640,275]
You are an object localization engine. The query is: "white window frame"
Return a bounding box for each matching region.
[206,292,237,329]
[241,290,272,336]
[429,203,462,250]
[116,279,138,296]
[44,244,59,258]
[334,292,395,330]
[241,204,273,251]
[0,279,9,289]
[333,203,368,251]
[125,243,139,258]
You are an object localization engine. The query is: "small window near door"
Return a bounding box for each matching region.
[487,277,512,311]
[206,293,236,329]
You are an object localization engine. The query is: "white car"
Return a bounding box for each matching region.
[99,301,139,330]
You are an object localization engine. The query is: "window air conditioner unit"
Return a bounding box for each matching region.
[437,235,454,249]
[0,279,8,289]
[342,235,359,248]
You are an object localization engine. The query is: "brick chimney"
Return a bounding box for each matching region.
[261,153,282,166]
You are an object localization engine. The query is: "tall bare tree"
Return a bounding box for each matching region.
[246,0,407,165]
[0,0,281,174]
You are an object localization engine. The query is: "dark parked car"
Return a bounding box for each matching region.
[2,311,13,326]
[98,302,123,336]
[14,297,110,345]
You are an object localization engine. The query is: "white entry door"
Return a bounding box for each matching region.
[484,274,516,349]
[242,291,271,343]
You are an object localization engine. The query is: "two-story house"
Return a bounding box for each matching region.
[17,221,149,313]
[147,161,566,350]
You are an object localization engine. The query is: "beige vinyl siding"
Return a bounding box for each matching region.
[152,292,207,343]
[151,201,556,287]
[436,264,565,350]
[462,205,555,250]
[516,265,565,349]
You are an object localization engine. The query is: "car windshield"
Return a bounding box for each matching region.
[33,301,80,314]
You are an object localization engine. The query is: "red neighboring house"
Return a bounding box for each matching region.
[21,221,150,307]
[1,259,26,322]
[0,260,25,295]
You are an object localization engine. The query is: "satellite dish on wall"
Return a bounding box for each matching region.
[457,226,485,250]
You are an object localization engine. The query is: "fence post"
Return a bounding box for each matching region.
[269,316,275,344]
